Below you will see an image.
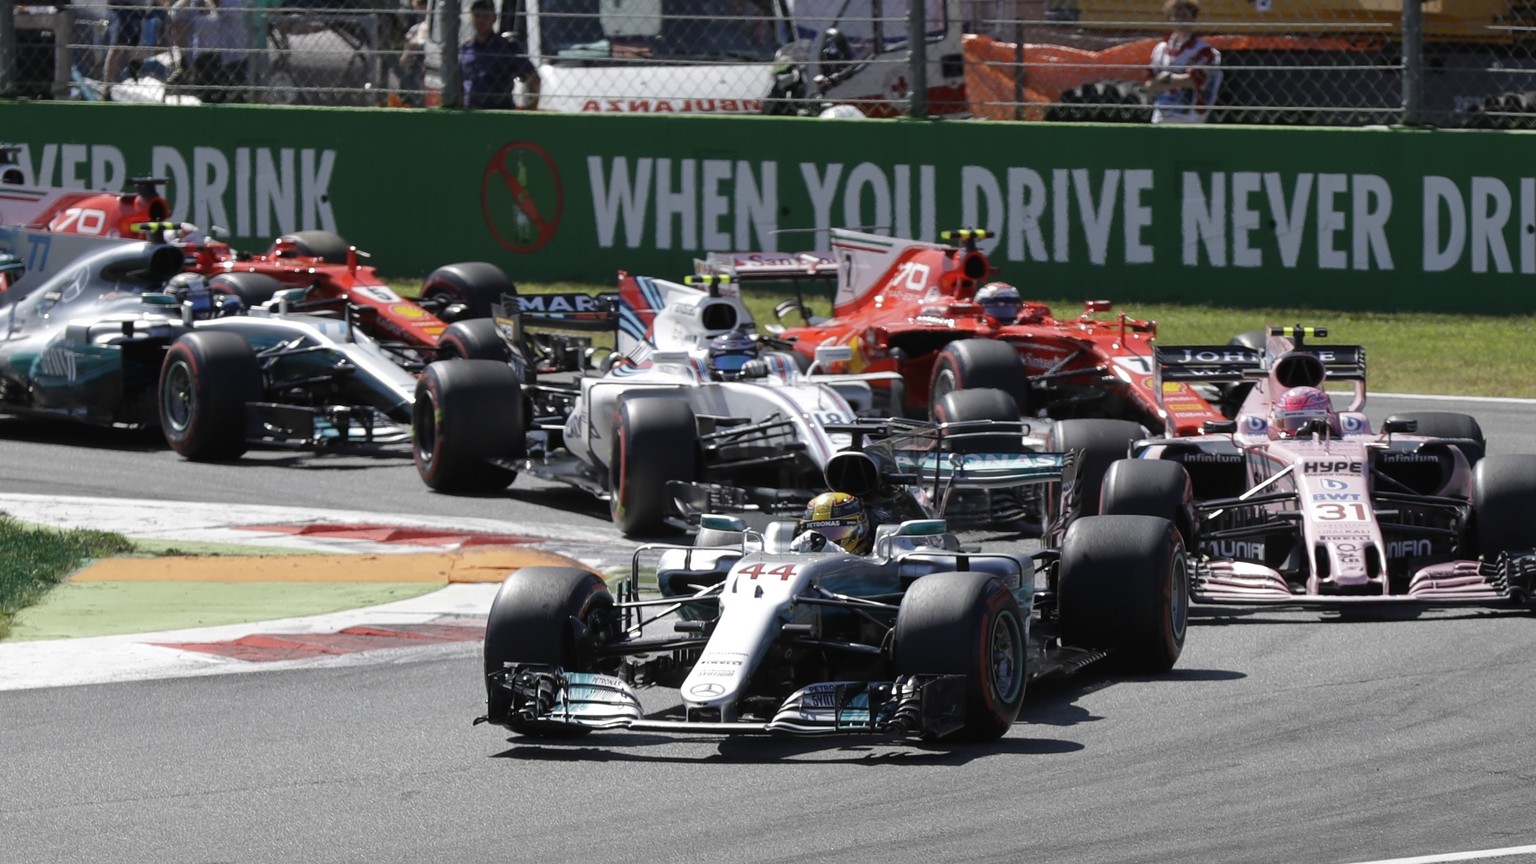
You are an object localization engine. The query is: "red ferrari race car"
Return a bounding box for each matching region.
[695,228,1231,438]
[1,173,513,366]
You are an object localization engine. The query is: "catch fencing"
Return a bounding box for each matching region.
[1,0,1535,127]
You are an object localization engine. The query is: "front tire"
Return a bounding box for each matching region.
[894,571,1028,741]
[1057,515,1188,673]
[412,359,523,492]
[483,566,615,735]
[159,331,262,461]
[609,396,698,536]
[932,388,1025,453]
[436,318,510,363]
[1471,455,1536,561]
[928,339,1031,419]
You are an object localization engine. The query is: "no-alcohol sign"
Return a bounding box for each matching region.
[480,141,564,254]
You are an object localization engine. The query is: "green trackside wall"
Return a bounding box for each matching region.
[4,100,1535,313]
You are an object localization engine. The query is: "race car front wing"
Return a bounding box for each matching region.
[483,665,970,739]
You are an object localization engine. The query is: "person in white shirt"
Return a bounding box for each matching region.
[1145,0,1222,124]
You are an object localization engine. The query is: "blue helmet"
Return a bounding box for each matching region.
[708,328,759,380]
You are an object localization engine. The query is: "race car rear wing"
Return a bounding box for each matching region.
[1155,328,1369,411]
[692,251,838,282]
[1155,343,1367,386]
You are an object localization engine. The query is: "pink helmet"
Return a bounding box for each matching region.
[1271,386,1335,438]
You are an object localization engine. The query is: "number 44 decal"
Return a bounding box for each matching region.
[737,562,801,580]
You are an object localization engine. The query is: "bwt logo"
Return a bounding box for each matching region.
[1312,492,1361,502]
[1304,460,1362,473]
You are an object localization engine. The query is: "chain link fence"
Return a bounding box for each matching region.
[1,0,1534,127]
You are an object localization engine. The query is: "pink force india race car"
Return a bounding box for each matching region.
[1097,325,1536,608]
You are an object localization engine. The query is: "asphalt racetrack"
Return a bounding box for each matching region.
[3,394,1536,864]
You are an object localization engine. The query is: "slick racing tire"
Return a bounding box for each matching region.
[1057,514,1188,673]
[207,272,285,310]
[1383,412,1486,466]
[929,339,1030,419]
[932,388,1026,454]
[436,318,511,363]
[412,359,523,492]
[159,331,262,461]
[420,262,515,323]
[275,230,352,264]
[1099,459,1196,551]
[1217,330,1266,418]
[1470,455,1536,562]
[894,571,1028,742]
[609,396,698,537]
[483,567,615,736]
[1045,418,1148,523]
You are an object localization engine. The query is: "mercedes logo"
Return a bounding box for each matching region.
[689,682,725,698]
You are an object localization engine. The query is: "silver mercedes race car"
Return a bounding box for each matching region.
[0,235,479,459]
[476,413,1190,744]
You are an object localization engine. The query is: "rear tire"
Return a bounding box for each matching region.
[1046,418,1147,522]
[207,272,285,309]
[1384,412,1486,465]
[1471,455,1536,561]
[894,571,1027,741]
[412,359,523,492]
[483,567,614,736]
[1099,459,1196,550]
[275,230,351,264]
[159,331,262,461]
[421,262,515,322]
[1057,514,1188,673]
[609,396,698,536]
[929,339,1031,419]
[1218,330,1266,418]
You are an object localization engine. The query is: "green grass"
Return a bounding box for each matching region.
[409,278,1536,399]
[0,514,133,640]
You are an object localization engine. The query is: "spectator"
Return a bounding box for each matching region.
[396,0,429,107]
[1145,0,1222,124]
[104,0,159,83]
[169,0,252,103]
[460,0,540,110]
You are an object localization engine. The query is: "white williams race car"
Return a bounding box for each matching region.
[411,271,907,536]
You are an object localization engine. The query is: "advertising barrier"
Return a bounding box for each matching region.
[4,101,1534,313]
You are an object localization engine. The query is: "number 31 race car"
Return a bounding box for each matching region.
[1100,326,1536,608]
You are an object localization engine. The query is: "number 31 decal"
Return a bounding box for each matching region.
[1316,503,1368,521]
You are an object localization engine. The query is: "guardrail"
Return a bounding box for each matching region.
[1,1,1535,127]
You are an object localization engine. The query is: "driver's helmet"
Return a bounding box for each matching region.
[707,328,759,380]
[166,272,228,319]
[1271,386,1336,438]
[795,491,871,555]
[976,282,1022,323]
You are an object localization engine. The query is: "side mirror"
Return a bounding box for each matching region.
[1382,418,1418,434]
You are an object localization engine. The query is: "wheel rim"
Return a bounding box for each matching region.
[162,360,195,433]
[1168,547,1190,645]
[930,369,957,418]
[988,608,1026,703]
[413,394,438,469]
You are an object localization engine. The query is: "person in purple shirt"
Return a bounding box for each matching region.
[460,0,541,109]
